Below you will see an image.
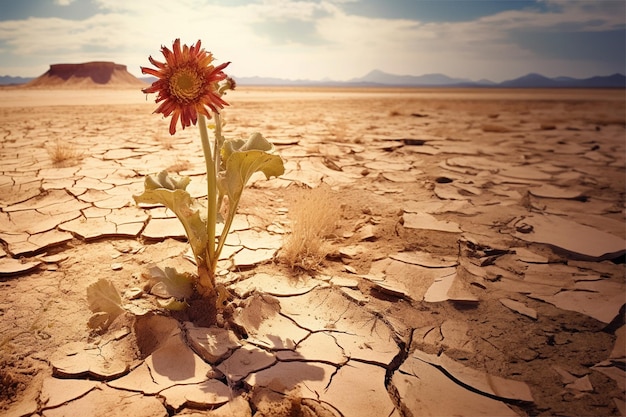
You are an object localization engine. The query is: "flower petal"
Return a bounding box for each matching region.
[142,39,231,135]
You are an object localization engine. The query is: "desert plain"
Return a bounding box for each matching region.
[0,86,625,417]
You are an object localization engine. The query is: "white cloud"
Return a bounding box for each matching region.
[54,0,77,5]
[481,0,624,31]
[0,0,623,80]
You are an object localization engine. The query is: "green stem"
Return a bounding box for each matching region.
[198,114,216,273]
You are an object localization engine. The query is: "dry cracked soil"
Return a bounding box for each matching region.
[0,86,625,417]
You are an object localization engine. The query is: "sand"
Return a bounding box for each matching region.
[0,86,625,417]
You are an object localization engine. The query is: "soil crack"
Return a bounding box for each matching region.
[384,328,414,417]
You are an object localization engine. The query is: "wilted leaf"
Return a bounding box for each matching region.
[86,279,125,329]
[88,312,113,330]
[133,171,208,260]
[148,265,194,300]
[222,132,273,162]
[87,279,124,315]
[213,133,284,262]
[145,170,191,191]
[219,133,284,205]
[157,297,189,311]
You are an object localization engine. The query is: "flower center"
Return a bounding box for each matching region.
[169,67,203,103]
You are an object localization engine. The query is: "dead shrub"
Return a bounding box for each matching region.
[155,130,174,150]
[47,140,83,167]
[332,119,348,142]
[166,157,191,173]
[281,185,341,271]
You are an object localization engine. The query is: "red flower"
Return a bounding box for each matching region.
[142,39,230,135]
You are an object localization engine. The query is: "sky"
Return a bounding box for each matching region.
[0,0,624,82]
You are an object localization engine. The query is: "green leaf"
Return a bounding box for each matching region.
[133,171,207,261]
[86,279,125,329]
[148,265,193,300]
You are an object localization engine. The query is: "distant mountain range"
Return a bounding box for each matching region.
[497,72,626,88]
[0,75,34,85]
[2,69,624,88]
[153,70,625,88]
[232,70,625,88]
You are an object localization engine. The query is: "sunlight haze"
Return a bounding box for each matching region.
[0,0,624,82]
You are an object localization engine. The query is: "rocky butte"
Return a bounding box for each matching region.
[26,61,146,88]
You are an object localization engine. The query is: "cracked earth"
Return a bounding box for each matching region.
[0,87,625,417]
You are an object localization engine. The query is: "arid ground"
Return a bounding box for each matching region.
[0,86,625,417]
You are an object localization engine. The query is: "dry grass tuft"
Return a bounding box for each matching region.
[582,115,626,127]
[166,158,191,173]
[47,140,83,167]
[481,124,511,133]
[281,185,341,271]
[155,130,174,150]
